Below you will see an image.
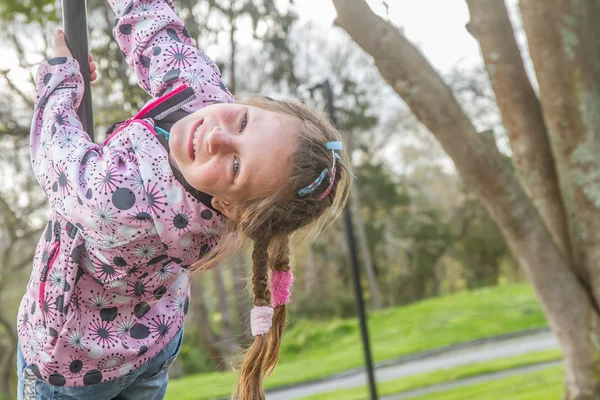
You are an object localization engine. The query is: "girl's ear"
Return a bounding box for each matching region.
[211,197,238,220]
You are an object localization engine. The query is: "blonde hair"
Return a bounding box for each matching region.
[192,95,352,400]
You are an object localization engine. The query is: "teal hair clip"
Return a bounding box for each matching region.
[327,141,355,179]
[298,141,355,198]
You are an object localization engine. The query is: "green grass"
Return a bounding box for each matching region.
[409,365,564,400]
[166,283,547,400]
[302,349,562,400]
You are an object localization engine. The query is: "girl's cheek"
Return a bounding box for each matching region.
[221,106,239,125]
[169,128,182,158]
[195,159,221,183]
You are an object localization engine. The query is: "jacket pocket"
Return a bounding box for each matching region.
[39,241,60,323]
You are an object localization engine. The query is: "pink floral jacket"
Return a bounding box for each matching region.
[17,0,234,387]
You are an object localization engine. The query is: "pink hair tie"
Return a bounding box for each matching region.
[271,270,294,307]
[250,306,274,336]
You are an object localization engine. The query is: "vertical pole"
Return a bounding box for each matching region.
[323,80,379,400]
[62,0,95,141]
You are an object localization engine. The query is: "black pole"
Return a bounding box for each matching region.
[62,0,94,141]
[323,80,379,400]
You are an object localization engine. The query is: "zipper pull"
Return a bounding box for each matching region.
[155,126,170,140]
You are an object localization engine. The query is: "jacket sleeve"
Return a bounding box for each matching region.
[107,0,235,110]
[31,57,154,244]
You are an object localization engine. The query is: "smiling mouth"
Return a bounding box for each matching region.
[188,119,204,161]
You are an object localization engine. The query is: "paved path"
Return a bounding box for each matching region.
[266,329,558,400]
[381,361,561,399]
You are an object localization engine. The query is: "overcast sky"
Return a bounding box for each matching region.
[294,0,483,72]
[0,1,486,79]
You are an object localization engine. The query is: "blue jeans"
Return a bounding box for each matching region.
[16,328,184,400]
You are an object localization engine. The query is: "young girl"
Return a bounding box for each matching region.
[16,1,351,399]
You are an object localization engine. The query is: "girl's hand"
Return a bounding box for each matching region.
[54,29,98,85]
[53,29,72,58]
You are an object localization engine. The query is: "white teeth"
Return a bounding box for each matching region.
[192,122,202,155]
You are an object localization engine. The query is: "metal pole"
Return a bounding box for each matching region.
[323,80,379,400]
[62,0,94,141]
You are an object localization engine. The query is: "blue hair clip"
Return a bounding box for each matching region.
[298,141,354,198]
[327,141,355,179]
[298,168,328,196]
[325,141,343,151]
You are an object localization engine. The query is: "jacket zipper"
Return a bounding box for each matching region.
[103,120,131,146]
[134,84,189,119]
[104,85,194,145]
[40,241,60,314]
[153,94,196,120]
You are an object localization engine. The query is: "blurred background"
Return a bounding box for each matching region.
[2,0,597,399]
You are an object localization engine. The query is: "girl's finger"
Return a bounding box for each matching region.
[88,53,93,62]
[90,62,97,73]
[90,72,97,81]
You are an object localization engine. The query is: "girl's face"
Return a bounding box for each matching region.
[169,103,298,219]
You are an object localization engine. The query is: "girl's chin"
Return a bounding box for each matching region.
[168,153,180,171]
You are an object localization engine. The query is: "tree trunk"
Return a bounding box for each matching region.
[304,243,316,295]
[351,186,383,309]
[465,0,573,263]
[0,345,16,398]
[518,2,600,395]
[229,0,237,93]
[230,252,252,347]
[518,0,600,301]
[0,313,17,397]
[191,280,227,371]
[468,261,500,289]
[213,267,239,357]
[332,1,600,398]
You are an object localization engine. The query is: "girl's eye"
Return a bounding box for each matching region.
[233,157,240,177]
[240,113,248,131]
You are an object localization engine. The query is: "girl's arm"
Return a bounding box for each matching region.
[107,0,235,109]
[31,57,154,243]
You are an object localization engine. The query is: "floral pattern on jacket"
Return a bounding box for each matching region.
[17,0,235,387]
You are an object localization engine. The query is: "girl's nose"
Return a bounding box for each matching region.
[207,130,235,155]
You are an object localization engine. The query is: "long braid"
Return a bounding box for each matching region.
[228,95,352,399]
[264,235,291,375]
[251,238,271,307]
[234,237,271,400]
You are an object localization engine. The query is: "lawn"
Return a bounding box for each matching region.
[302,349,562,400]
[408,365,563,400]
[166,283,547,400]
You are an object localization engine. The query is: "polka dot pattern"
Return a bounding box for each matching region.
[18,0,234,388]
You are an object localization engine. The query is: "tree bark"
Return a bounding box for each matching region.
[518,3,600,395]
[0,344,16,397]
[519,0,600,299]
[229,0,237,93]
[0,311,17,397]
[191,280,227,370]
[213,267,239,357]
[304,243,316,295]
[466,0,573,263]
[230,252,252,347]
[332,1,600,398]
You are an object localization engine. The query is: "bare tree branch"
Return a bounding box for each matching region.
[7,27,38,88]
[466,0,573,264]
[0,70,34,109]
